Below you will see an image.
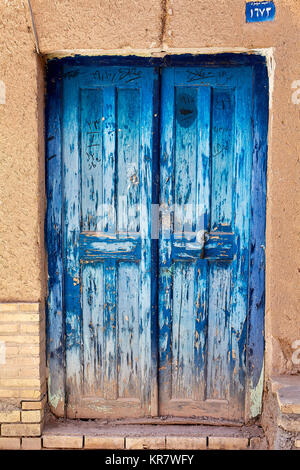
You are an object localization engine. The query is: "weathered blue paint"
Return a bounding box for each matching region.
[48,54,267,69]
[60,65,157,418]
[45,60,65,416]
[79,233,142,260]
[158,67,175,412]
[46,55,268,421]
[247,64,268,417]
[246,2,276,23]
[172,233,235,261]
[150,67,160,415]
[159,66,253,420]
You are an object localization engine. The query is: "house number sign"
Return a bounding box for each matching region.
[246,1,276,23]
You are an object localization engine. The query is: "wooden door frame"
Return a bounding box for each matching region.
[46,53,268,422]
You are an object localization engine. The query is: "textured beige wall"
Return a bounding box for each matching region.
[0,1,299,377]
[0,1,45,302]
[30,0,163,52]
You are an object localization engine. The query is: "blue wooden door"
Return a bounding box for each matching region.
[58,63,254,421]
[62,66,157,418]
[159,67,252,421]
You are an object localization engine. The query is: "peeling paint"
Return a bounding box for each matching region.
[250,363,264,418]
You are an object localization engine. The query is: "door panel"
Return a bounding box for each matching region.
[62,66,156,418]
[158,67,252,421]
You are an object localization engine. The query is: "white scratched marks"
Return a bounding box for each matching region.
[0,341,6,364]
[0,81,5,104]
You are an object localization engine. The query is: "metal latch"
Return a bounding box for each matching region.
[196,230,209,259]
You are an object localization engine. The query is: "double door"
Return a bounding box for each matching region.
[61,64,253,421]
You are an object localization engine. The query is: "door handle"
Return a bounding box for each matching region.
[196,230,209,259]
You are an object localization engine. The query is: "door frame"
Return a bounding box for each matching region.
[46,53,268,422]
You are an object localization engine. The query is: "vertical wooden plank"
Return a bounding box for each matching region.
[139,70,156,414]
[193,260,208,401]
[247,64,268,418]
[80,88,103,232]
[117,262,140,399]
[229,69,253,410]
[159,68,175,409]
[174,86,197,236]
[103,259,117,400]
[46,61,65,416]
[117,88,140,234]
[210,89,234,230]
[196,86,211,234]
[171,262,195,399]
[194,86,211,401]
[102,86,116,233]
[150,67,160,416]
[206,262,232,400]
[62,68,82,408]
[82,262,104,396]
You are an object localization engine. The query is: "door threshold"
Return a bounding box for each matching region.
[42,418,265,450]
[76,416,245,427]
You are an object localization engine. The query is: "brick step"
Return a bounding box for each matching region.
[271,376,300,417]
[0,422,265,450]
[265,376,300,449]
[38,421,264,450]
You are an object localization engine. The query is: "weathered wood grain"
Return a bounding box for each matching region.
[46,61,65,416]
[247,64,268,419]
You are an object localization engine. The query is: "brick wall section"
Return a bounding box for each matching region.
[0,303,46,440]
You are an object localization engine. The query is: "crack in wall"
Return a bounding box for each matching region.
[160,0,168,48]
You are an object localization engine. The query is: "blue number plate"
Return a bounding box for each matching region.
[246,1,276,23]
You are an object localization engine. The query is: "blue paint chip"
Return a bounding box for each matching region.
[246,1,276,23]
